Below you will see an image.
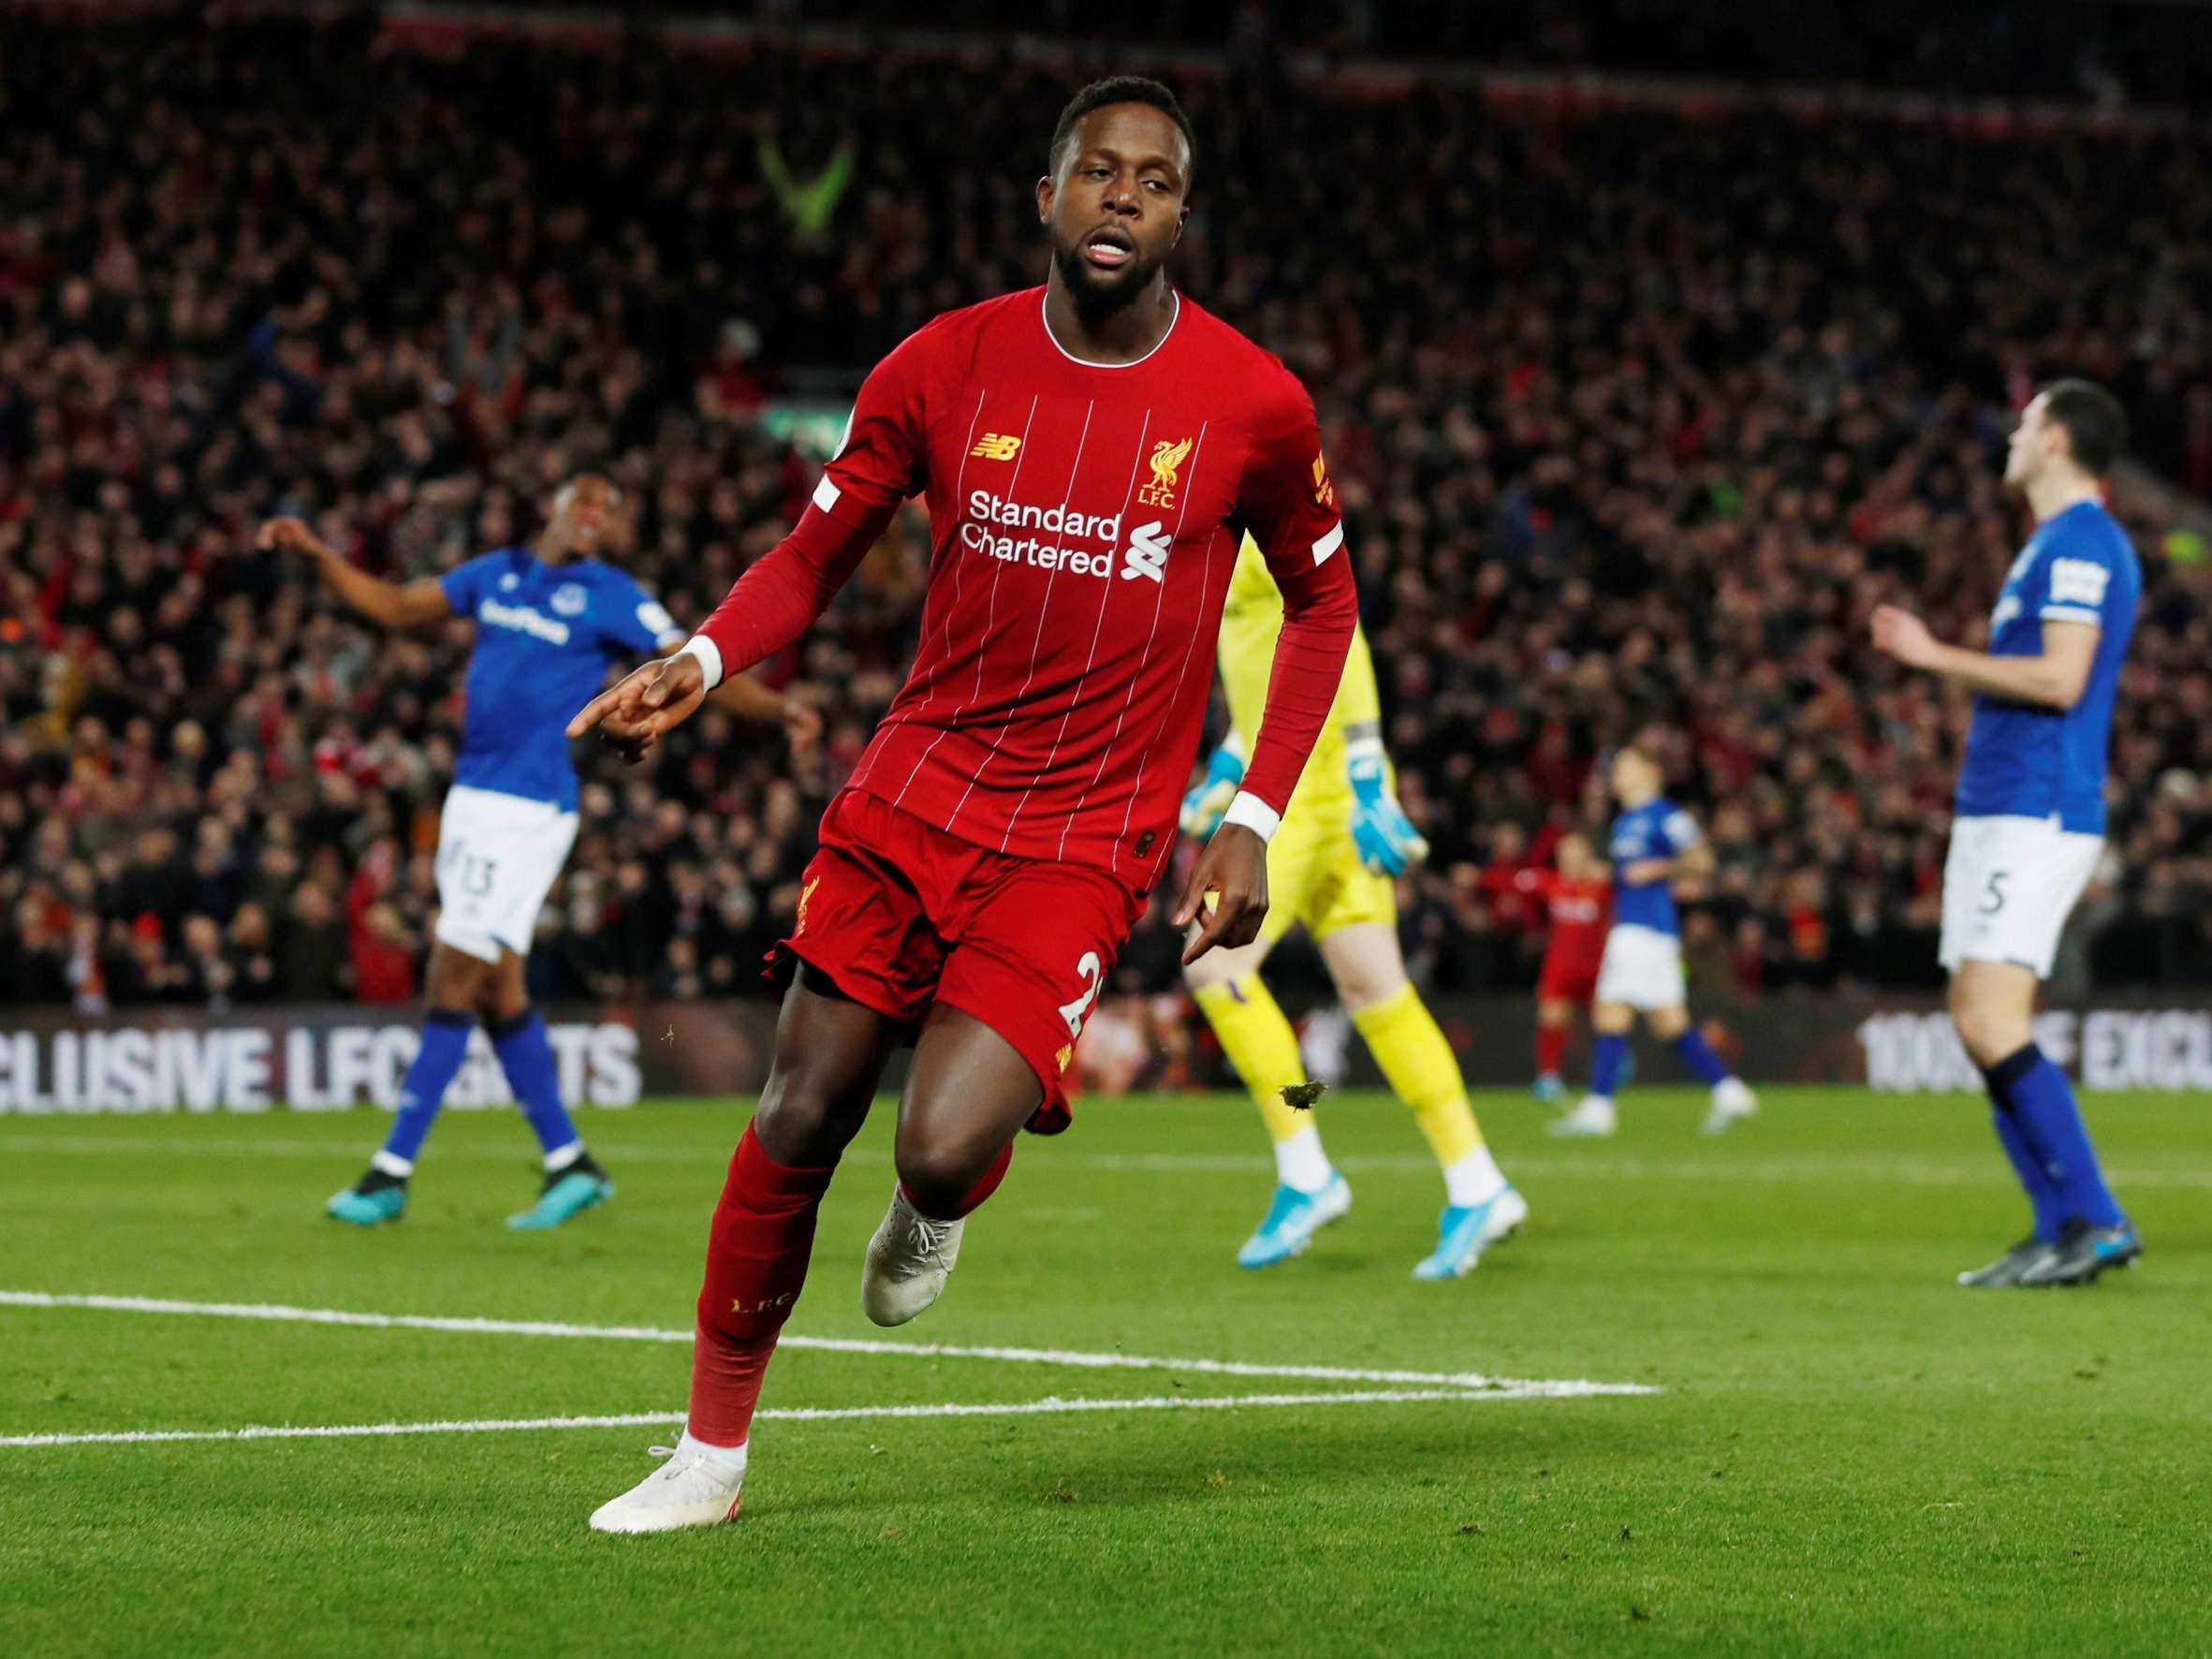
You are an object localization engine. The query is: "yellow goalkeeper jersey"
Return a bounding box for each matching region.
[1217,534,1379,818]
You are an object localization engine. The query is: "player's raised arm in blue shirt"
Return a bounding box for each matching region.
[1870,403,2137,727]
[1870,573,2104,712]
[257,515,458,629]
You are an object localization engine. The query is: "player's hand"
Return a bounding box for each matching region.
[255,517,331,561]
[1175,823,1269,964]
[1621,858,1672,885]
[782,695,825,756]
[1347,739,1428,875]
[568,652,707,763]
[1179,739,1247,840]
[1871,604,1939,669]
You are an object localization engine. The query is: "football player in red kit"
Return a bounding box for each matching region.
[1504,831,1612,1101]
[569,78,1355,1532]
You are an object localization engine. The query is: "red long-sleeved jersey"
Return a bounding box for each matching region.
[695,287,1356,891]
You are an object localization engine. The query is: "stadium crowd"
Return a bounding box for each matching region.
[7,13,2212,1015]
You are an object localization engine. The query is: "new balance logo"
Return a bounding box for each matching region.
[971,433,1022,461]
[1119,521,1172,582]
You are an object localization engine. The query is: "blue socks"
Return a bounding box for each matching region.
[1987,1097,2066,1242]
[1589,1035,1628,1097]
[1983,1045,2122,1232]
[374,1006,583,1176]
[1589,1029,1734,1108]
[379,1008,474,1169]
[1670,1029,1732,1088]
[491,1008,583,1167]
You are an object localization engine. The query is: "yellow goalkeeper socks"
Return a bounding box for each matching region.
[1351,984,1506,1207]
[1194,976,1333,1191]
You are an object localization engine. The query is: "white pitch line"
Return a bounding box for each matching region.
[7,1133,2210,1192]
[0,1387,1592,1451]
[0,1291,1655,1397]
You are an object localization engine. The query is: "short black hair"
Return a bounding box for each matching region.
[1047,77,1194,184]
[2040,378,2128,477]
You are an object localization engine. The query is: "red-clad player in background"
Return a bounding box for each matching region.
[568,79,1355,1533]
[1490,831,1612,1101]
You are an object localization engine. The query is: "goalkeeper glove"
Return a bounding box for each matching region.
[1348,735,1428,875]
[1179,734,1247,840]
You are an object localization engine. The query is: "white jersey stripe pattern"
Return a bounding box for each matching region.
[1005,408,1155,850]
[955,396,1095,829]
[858,387,987,801]
[1064,420,1210,861]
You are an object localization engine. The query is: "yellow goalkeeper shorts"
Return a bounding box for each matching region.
[1258,800,1397,946]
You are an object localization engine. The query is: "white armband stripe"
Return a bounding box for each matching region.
[1223,790,1282,844]
[678,635,725,691]
[1311,522,1344,565]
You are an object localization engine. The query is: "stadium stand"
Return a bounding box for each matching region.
[6,9,2212,1011]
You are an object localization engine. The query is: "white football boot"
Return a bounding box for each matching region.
[861,1187,963,1327]
[1548,1094,1619,1138]
[1701,1077,1758,1137]
[589,1435,747,1534]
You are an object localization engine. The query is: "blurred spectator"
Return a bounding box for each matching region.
[228,903,282,1006]
[278,887,349,1002]
[350,903,419,1006]
[179,914,239,1010]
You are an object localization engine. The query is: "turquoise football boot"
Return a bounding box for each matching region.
[1235,1174,1352,1269]
[326,1179,406,1226]
[507,1164,614,1230]
[1412,1186,1530,1280]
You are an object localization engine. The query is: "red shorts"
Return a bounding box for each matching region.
[771,788,1146,1135]
[1537,954,1600,1005]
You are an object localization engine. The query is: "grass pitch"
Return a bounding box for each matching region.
[3,1085,2209,1657]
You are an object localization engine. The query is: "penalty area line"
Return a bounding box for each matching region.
[0,1387,1609,1450]
[0,1291,1657,1397]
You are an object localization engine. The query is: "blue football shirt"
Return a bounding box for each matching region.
[1954,500,2139,835]
[1609,797,1699,936]
[439,547,682,811]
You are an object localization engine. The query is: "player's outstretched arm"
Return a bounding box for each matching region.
[256,517,453,631]
[1175,823,1270,964]
[1871,606,2099,711]
[568,651,708,763]
[1233,379,1359,827]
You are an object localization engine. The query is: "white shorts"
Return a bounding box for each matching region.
[1594,924,1687,1012]
[1940,814,2103,980]
[432,784,580,963]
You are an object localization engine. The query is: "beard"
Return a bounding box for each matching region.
[1052,236,1164,321]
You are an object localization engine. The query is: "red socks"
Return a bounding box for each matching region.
[687,1123,837,1448]
[1535,1022,1569,1077]
[902,1141,1013,1222]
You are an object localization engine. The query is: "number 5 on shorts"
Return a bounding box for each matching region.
[1981,871,2008,915]
[1058,951,1104,1039]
